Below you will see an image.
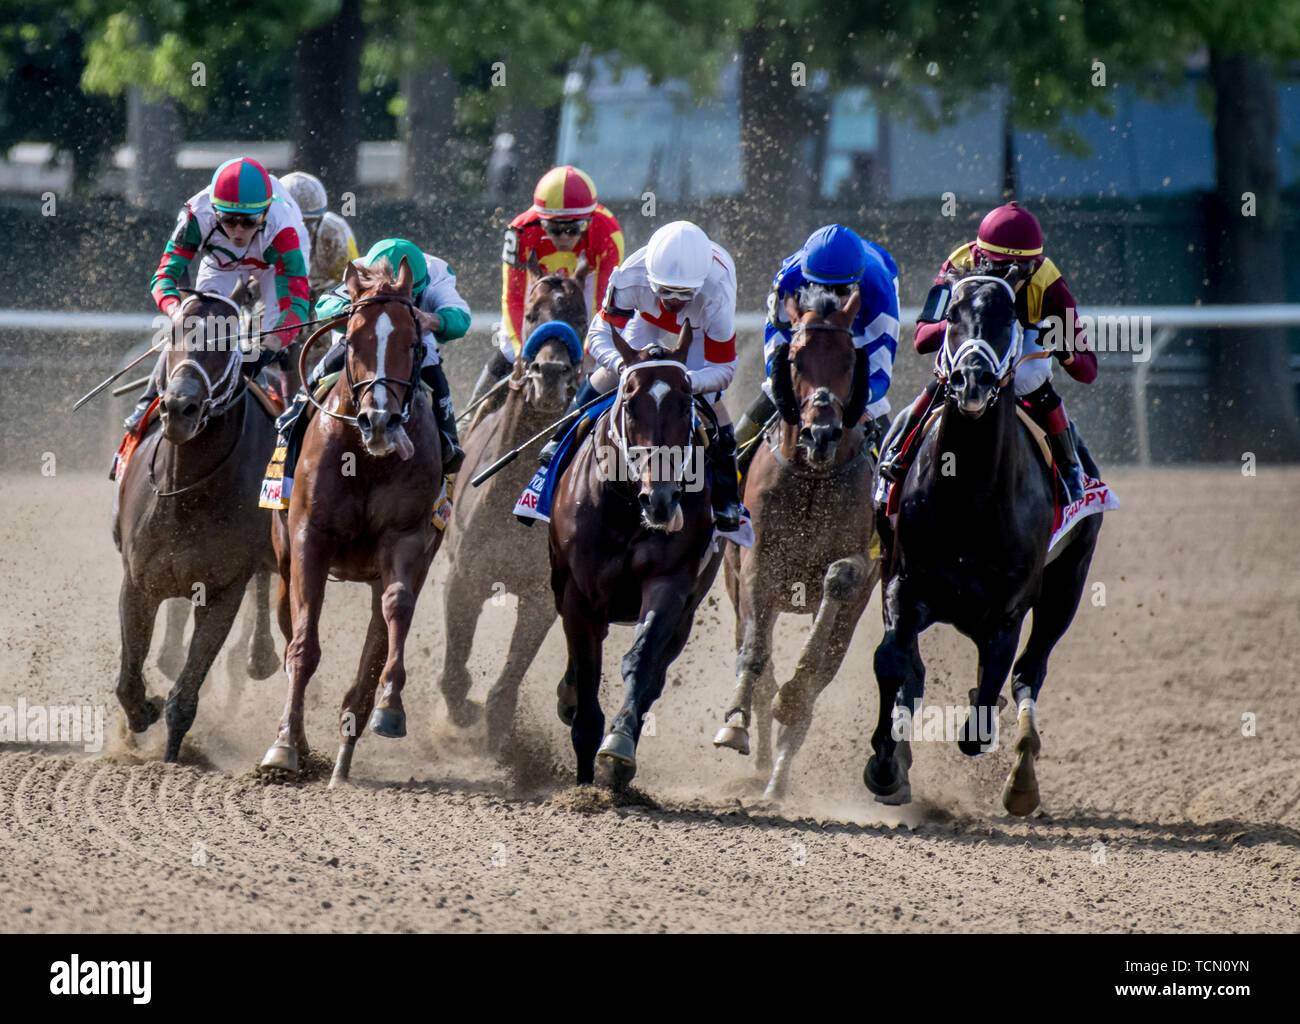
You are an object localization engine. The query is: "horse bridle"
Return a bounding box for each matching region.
[300,294,425,428]
[935,276,1026,403]
[608,359,697,488]
[165,291,246,434]
[788,319,854,419]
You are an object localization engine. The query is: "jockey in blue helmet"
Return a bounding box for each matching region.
[735,224,901,455]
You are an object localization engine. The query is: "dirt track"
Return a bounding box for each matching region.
[1,467,1298,932]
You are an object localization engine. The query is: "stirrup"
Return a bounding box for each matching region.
[538,438,560,467]
[713,502,742,533]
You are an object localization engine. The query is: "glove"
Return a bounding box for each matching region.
[245,346,279,374]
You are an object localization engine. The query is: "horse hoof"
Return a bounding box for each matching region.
[446,698,484,730]
[761,778,787,804]
[712,724,750,755]
[260,743,299,773]
[863,754,901,797]
[247,644,280,681]
[1002,778,1039,817]
[368,707,406,739]
[875,782,912,806]
[597,731,636,766]
[329,744,354,789]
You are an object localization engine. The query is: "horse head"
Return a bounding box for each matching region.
[782,285,861,467]
[606,321,697,531]
[517,273,587,415]
[941,266,1025,419]
[161,292,244,444]
[342,256,423,458]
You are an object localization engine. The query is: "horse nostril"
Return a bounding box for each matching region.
[357,412,371,433]
[182,403,199,419]
[638,493,652,509]
[829,427,843,442]
[951,370,965,387]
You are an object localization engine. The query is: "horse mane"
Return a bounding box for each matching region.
[355,259,402,294]
[796,283,842,319]
[640,345,670,361]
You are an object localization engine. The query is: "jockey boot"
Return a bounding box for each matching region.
[123,350,169,433]
[421,362,465,475]
[710,424,743,533]
[539,376,601,467]
[468,350,513,408]
[877,398,923,483]
[734,390,777,449]
[1049,423,1086,504]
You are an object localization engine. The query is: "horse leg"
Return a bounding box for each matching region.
[559,581,605,785]
[116,577,163,733]
[261,534,329,771]
[163,583,244,762]
[752,661,777,775]
[485,599,555,758]
[713,589,776,758]
[368,534,430,740]
[766,563,870,802]
[599,579,691,786]
[246,571,280,680]
[330,585,387,787]
[437,566,483,729]
[154,599,189,681]
[957,624,1021,759]
[865,580,930,801]
[1002,531,1098,816]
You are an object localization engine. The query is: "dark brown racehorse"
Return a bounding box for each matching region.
[549,322,723,786]
[259,257,443,786]
[713,286,880,801]
[438,272,587,754]
[866,269,1103,815]
[113,292,279,761]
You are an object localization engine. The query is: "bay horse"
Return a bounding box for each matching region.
[438,271,587,754]
[113,292,279,761]
[259,257,443,786]
[713,285,880,801]
[865,269,1103,816]
[548,322,723,786]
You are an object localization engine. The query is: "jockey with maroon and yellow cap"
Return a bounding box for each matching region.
[878,201,1097,502]
[466,165,625,408]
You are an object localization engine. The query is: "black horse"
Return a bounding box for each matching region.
[866,269,1103,816]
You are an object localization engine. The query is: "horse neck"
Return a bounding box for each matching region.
[935,390,1021,506]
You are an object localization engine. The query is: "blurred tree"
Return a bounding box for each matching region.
[0,1,123,194]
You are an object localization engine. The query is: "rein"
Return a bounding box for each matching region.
[148,388,248,497]
[297,294,425,428]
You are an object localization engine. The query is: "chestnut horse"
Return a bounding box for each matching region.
[865,270,1103,815]
[548,322,723,786]
[113,292,279,761]
[438,272,586,753]
[259,257,443,786]
[713,286,880,801]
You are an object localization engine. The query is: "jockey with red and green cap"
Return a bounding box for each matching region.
[124,156,311,433]
[878,201,1097,503]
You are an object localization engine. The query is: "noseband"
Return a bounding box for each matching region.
[300,294,425,428]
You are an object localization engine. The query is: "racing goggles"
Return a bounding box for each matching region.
[651,284,698,304]
[541,218,587,237]
[218,211,266,230]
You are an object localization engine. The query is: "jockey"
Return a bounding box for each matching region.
[280,171,360,306]
[126,156,310,432]
[273,237,471,473]
[877,201,1097,502]
[539,220,744,532]
[734,224,900,453]
[466,165,624,407]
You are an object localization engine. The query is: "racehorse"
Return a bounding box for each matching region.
[112,292,279,761]
[713,286,880,801]
[548,321,724,786]
[259,257,444,786]
[438,271,587,754]
[865,269,1103,816]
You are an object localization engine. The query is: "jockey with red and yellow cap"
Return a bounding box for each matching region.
[466,165,625,408]
[878,201,1097,503]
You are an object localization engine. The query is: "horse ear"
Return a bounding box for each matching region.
[783,294,802,326]
[395,256,414,297]
[525,248,544,280]
[670,320,694,363]
[344,260,363,302]
[840,287,862,324]
[1003,262,1026,292]
[608,322,640,368]
[573,250,591,285]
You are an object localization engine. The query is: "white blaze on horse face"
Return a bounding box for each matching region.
[649,380,672,408]
[372,312,394,409]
